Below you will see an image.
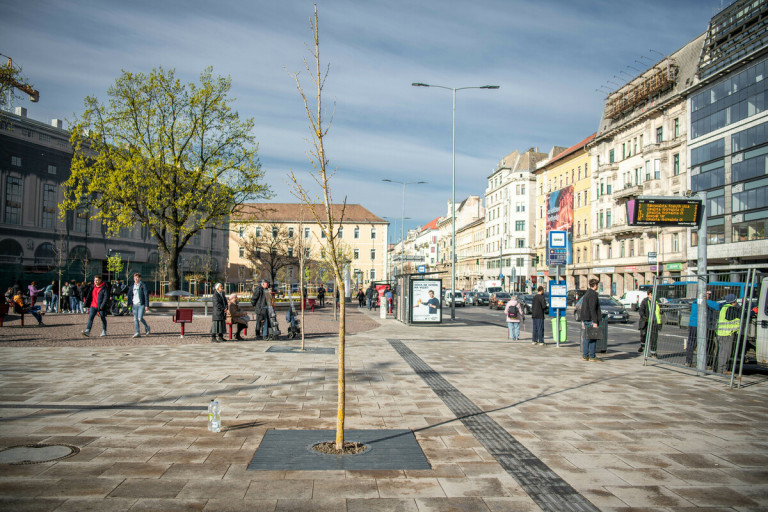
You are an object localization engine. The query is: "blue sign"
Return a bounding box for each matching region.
[417,265,426,273]
[548,280,567,317]
[547,230,568,266]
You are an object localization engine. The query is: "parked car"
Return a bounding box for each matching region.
[661,298,695,328]
[467,291,489,306]
[518,294,534,314]
[489,292,512,310]
[444,290,466,307]
[567,289,587,306]
[573,295,630,323]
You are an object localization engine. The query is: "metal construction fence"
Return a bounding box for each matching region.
[643,269,767,388]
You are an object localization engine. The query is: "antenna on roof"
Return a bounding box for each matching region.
[649,49,665,59]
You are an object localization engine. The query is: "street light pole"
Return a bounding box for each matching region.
[382,179,426,278]
[412,82,499,320]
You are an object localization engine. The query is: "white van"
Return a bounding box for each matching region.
[444,290,465,307]
[619,290,645,311]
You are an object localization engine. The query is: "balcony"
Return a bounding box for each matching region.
[596,224,643,241]
[613,184,643,200]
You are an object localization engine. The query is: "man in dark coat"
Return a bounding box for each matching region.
[531,286,548,345]
[317,285,326,307]
[211,282,227,342]
[365,284,376,310]
[580,278,603,362]
[251,279,270,339]
[638,290,661,355]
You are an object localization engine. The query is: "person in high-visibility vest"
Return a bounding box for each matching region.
[715,294,741,374]
[638,290,662,356]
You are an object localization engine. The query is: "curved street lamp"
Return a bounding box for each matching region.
[411,82,500,320]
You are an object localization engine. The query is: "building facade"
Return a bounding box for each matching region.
[587,33,705,296]
[534,135,595,290]
[686,0,768,269]
[435,195,484,289]
[230,203,389,290]
[483,149,546,292]
[455,218,485,290]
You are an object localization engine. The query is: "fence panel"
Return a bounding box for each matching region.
[643,270,766,388]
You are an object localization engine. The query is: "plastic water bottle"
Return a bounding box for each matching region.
[211,400,221,433]
[207,400,214,431]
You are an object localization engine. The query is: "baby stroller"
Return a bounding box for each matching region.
[286,306,301,339]
[265,305,281,341]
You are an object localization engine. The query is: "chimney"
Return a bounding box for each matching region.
[51,119,63,129]
[14,106,27,118]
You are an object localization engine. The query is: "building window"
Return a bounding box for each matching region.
[732,215,768,242]
[338,227,343,239]
[606,210,612,228]
[288,247,294,258]
[516,257,524,267]
[608,245,612,259]
[515,220,525,231]
[11,156,21,167]
[320,229,326,238]
[645,160,651,181]
[654,159,660,180]
[255,227,262,237]
[370,249,376,260]
[238,226,245,238]
[354,226,359,239]
[238,246,245,258]
[371,228,376,239]
[516,239,525,248]
[609,149,615,163]
[47,165,56,175]
[732,180,768,212]
[4,175,22,225]
[354,249,359,259]
[272,227,278,238]
[673,233,679,252]
[599,212,604,229]
[304,227,310,238]
[656,126,663,143]
[673,154,680,176]
[42,184,57,229]
[370,269,376,280]
[304,248,311,258]
[674,118,679,138]
[620,241,625,258]
[288,227,294,238]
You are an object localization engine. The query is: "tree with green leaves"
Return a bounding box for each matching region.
[61,67,270,290]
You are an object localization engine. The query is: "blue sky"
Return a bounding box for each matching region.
[1,0,716,242]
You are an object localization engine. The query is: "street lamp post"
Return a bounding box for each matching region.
[382,179,426,278]
[412,82,499,320]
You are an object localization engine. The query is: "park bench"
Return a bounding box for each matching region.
[305,298,316,312]
[172,308,193,337]
[225,321,247,340]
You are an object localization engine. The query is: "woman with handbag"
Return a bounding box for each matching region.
[226,293,248,341]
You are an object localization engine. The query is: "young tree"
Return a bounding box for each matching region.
[294,216,312,350]
[288,6,350,451]
[240,224,297,284]
[61,67,270,291]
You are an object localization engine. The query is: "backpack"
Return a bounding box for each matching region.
[507,304,520,320]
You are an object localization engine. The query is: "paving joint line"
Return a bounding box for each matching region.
[389,338,599,512]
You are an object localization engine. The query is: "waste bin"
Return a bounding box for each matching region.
[596,312,609,353]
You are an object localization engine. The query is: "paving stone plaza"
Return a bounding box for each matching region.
[1,307,767,511]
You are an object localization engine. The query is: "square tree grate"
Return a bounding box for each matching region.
[248,429,430,471]
[265,346,335,354]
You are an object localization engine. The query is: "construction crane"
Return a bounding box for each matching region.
[0,55,39,103]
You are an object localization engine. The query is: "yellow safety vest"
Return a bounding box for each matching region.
[716,304,739,336]
[654,303,661,325]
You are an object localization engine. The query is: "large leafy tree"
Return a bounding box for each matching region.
[241,224,297,284]
[62,67,270,290]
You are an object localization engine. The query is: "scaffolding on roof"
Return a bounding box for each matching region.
[604,60,678,120]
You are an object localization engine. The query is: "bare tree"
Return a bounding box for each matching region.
[288,5,350,450]
[241,224,297,284]
[293,215,312,350]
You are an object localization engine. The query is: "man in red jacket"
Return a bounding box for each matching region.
[82,276,110,337]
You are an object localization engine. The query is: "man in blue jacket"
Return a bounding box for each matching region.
[127,273,151,338]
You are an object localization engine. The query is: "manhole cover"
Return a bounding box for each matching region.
[0,444,79,465]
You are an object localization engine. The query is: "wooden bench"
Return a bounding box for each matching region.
[225,321,247,340]
[172,308,193,337]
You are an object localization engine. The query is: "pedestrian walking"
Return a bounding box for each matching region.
[81,276,109,337]
[70,280,83,314]
[44,281,57,313]
[580,278,603,362]
[357,289,365,307]
[60,281,71,313]
[127,273,151,338]
[365,283,376,310]
[79,281,91,314]
[226,293,248,340]
[317,285,326,307]
[211,282,227,343]
[504,295,525,340]
[531,286,547,345]
[251,279,270,340]
[715,294,741,374]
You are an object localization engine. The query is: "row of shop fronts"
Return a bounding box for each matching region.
[538,262,686,296]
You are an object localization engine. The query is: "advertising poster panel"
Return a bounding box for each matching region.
[546,185,574,265]
[410,279,442,324]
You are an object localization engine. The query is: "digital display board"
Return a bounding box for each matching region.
[628,197,702,227]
